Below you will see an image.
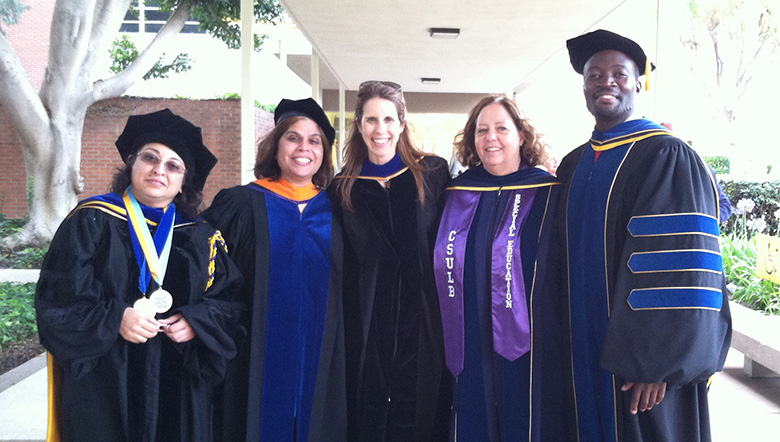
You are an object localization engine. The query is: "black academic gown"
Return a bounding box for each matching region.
[203,183,347,442]
[327,155,452,442]
[555,120,732,442]
[434,165,568,442]
[35,194,244,442]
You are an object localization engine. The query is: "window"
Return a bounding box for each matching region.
[120,1,205,34]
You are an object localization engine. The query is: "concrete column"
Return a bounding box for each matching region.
[240,0,256,184]
[311,51,321,103]
[337,83,346,169]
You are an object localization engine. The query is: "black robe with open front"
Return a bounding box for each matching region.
[434,165,568,442]
[556,119,732,442]
[35,193,244,442]
[204,182,346,442]
[328,155,452,442]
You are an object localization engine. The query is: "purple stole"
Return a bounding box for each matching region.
[434,187,536,376]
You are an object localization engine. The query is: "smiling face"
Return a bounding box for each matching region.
[474,102,525,176]
[358,97,405,165]
[130,143,186,208]
[583,49,641,131]
[276,117,324,187]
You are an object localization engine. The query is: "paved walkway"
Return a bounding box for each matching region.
[1,348,779,441]
[2,269,779,440]
[0,269,39,283]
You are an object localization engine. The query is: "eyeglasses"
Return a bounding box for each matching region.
[136,151,186,175]
[359,80,403,92]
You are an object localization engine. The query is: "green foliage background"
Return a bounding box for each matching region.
[0,215,46,269]
[158,0,284,50]
[109,35,192,80]
[720,180,780,236]
[714,178,780,315]
[0,283,36,350]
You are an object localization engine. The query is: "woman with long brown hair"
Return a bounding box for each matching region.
[329,81,451,442]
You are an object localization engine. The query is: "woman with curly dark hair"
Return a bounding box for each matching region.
[433,95,568,441]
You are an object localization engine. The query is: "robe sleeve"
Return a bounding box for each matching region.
[600,139,732,387]
[173,223,246,384]
[35,210,128,378]
[201,187,257,275]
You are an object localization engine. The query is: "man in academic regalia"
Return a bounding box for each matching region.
[555,29,732,442]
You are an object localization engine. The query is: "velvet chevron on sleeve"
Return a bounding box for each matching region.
[555,119,732,442]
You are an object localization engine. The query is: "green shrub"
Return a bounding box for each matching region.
[0,214,25,238]
[0,282,37,350]
[214,93,277,113]
[704,155,730,174]
[0,247,47,269]
[721,235,780,315]
[0,215,48,268]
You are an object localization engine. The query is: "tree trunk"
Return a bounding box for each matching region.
[3,114,86,249]
[0,0,192,249]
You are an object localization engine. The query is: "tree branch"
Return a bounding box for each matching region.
[0,33,50,160]
[39,0,99,118]
[81,0,133,80]
[93,1,191,101]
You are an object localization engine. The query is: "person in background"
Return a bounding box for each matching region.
[712,164,733,223]
[204,98,346,442]
[328,80,451,442]
[433,95,567,441]
[556,29,732,441]
[35,109,244,442]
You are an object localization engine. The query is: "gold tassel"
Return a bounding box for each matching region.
[206,231,228,291]
[645,59,651,92]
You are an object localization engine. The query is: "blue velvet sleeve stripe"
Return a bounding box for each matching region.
[628,213,720,237]
[628,250,723,273]
[628,287,723,310]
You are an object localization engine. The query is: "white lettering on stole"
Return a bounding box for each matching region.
[447,230,457,298]
[505,194,522,309]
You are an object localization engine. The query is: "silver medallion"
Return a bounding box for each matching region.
[149,288,173,314]
[133,297,157,318]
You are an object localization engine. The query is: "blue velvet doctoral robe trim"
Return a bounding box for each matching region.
[627,213,720,237]
[567,118,724,442]
[76,192,196,226]
[567,139,629,442]
[446,165,558,442]
[359,153,405,177]
[248,184,333,442]
[589,118,669,151]
[447,163,557,190]
[627,287,724,310]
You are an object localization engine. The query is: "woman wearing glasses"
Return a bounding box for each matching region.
[35,109,244,442]
[204,98,346,442]
[329,81,451,442]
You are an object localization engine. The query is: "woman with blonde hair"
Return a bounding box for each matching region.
[329,81,451,442]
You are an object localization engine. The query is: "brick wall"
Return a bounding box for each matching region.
[0,105,28,218]
[0,97,274,219]
[4,0,54,90]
